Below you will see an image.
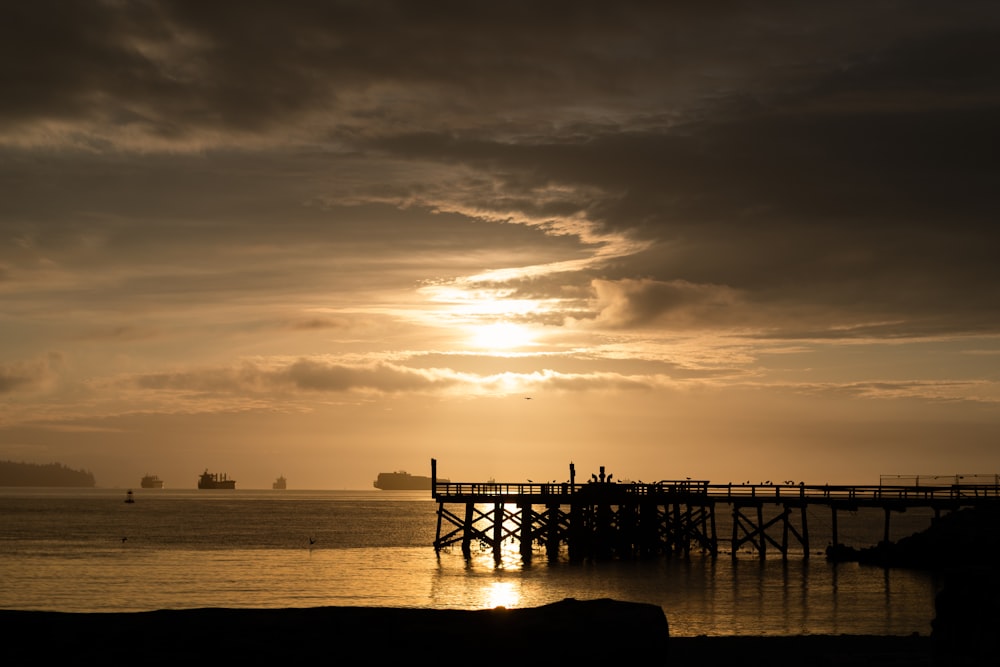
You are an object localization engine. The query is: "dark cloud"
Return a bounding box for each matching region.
[75,326,158,342]
[0,370,33,394]
[0,355,62,394]
[353,22,1000,336]
[131,358,457,395]
[591,278,741,329]
[290,318,346,331]
[5,1,995,141]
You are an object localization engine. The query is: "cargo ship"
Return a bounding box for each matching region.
[140,474,164,489]
[373,470,447,490]
[198,470,236,489]
[272,475,287,490]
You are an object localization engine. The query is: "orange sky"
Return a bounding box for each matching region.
[2,2,999,489]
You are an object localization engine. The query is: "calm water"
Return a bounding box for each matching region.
[0,488,942,636]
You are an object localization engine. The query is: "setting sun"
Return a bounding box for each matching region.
[468,322,536,350]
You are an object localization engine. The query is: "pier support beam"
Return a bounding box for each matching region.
[731,503,809,560]
[519,502,534,561]
[545,504,562,560]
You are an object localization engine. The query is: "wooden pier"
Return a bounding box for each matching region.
[430,460,1000,562]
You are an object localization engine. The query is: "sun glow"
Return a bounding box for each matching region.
[468,322,536,350]
[417,279,553,351]
[484,581,520,609]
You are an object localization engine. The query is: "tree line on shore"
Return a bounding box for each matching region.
[0,460,96,487]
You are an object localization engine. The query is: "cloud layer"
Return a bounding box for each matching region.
[2,1,999,487]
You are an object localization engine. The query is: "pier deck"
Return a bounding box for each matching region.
[430,460,1000,562]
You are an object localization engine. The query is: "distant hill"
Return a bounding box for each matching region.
[0,460,96,487]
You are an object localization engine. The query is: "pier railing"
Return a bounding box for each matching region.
[432,480,710,499]
[433,480,1000,505]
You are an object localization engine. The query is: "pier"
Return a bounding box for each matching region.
[431,460,1000,562]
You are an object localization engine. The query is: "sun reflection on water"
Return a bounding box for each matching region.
[484,581,520,609]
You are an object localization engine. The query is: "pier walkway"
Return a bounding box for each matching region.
[430,460,1000,562]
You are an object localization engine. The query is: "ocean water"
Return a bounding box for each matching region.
[0,488,943,637]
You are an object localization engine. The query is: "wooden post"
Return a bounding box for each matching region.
[782,506,789,556]
[461,502,474,559]
[493,502,504,562]
[701,505,714,553]
[435,502,444,552]
[883,507,891,544]
[757,504,765,560]
[831,507,839,546]
[731,506,739,560]
[709,503,718,556]
[800,504,810,558]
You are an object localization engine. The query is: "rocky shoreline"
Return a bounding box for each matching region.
[825,506,1000,570]
[825,505,1000,665]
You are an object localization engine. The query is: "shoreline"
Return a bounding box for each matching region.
[3,599,959,665]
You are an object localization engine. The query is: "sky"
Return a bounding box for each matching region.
[2,1,1000,490]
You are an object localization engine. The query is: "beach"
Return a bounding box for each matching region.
[2,598,963,666]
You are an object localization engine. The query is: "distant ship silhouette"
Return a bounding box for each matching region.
[373,470,447,490]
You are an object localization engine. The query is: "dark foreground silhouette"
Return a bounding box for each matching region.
[826,506,1000,570]
[4,599,665,663]
[4,597,976,665]
[823,506,1000,665]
